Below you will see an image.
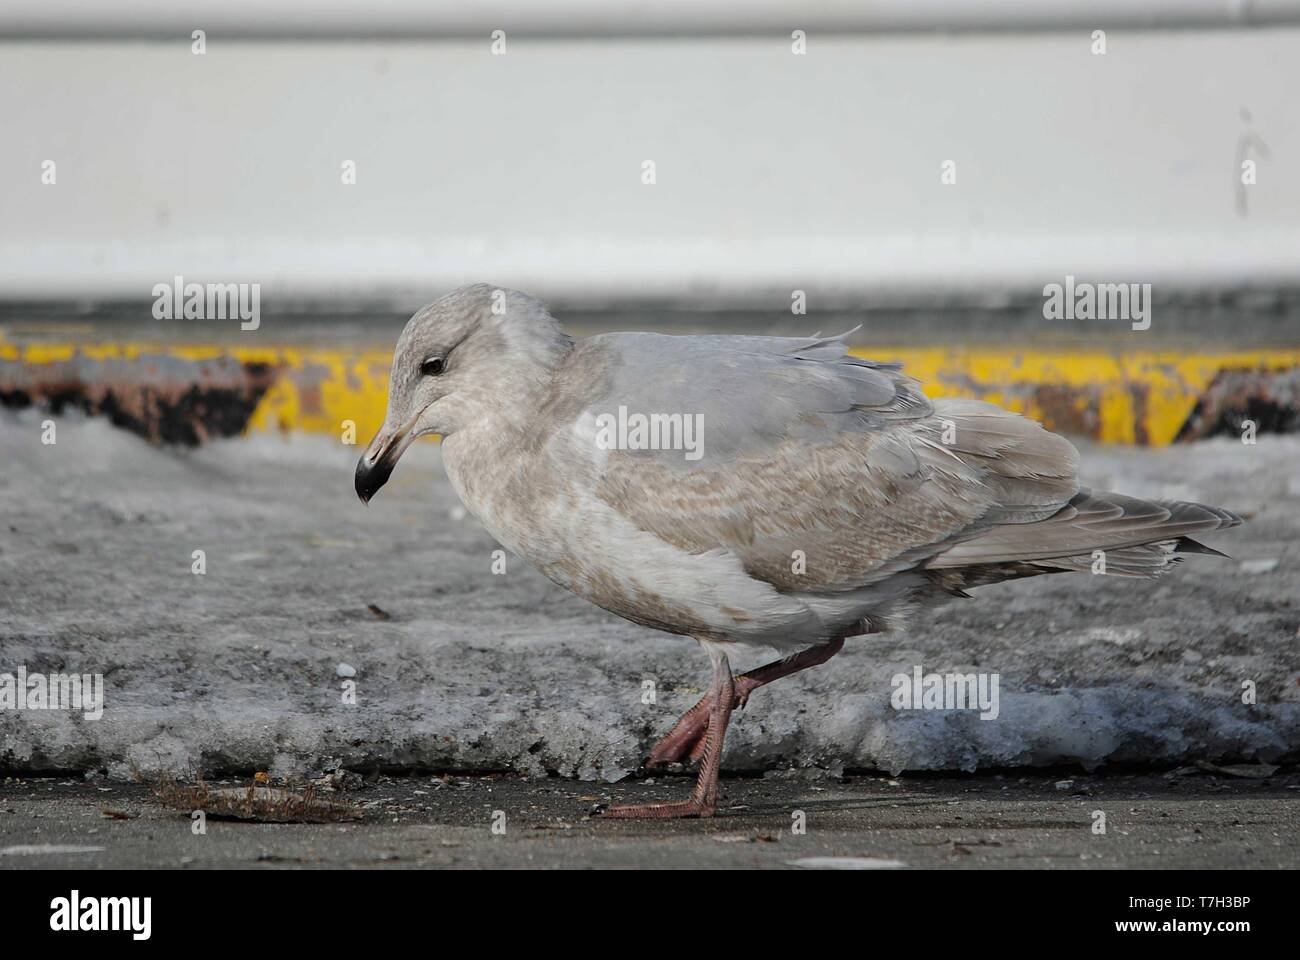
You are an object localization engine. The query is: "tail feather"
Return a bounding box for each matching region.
[928,487,1242,578]
[1031,540,1181,577]
[1173,536,1232,559]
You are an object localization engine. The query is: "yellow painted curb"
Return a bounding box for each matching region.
[864,347,1300,446]
[3,339,1298,446]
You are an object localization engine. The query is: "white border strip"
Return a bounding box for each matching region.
[4,0,1300,38]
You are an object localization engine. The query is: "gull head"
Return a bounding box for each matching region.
[355,283,568,503]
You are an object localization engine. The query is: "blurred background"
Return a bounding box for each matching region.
[3,1,1300,451]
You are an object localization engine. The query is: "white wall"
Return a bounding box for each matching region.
[1,23,1298,303]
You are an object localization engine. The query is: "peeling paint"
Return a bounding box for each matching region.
[1176,365,1300,441]
[0,349,278,445]
[871,347,1300,444]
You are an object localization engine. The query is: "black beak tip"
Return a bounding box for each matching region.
[354,455,387,505]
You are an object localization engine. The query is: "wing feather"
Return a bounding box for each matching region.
[570,335,1237,594]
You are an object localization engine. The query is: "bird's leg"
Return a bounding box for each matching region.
[601,646,734,819]
[645,636,846,768]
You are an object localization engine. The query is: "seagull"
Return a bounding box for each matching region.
[355,284,1242,819]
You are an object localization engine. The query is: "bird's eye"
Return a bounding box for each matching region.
[421,356,445,377]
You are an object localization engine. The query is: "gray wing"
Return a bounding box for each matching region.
[572,333,1082,591]
[567,332,1240,592]
[579,330,932,463]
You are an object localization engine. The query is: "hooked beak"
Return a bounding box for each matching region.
[355,421,417,504]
